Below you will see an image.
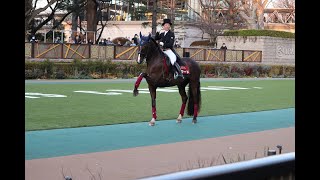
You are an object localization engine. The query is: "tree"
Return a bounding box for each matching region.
[25,0,61,38]
[25,0,87,40]
[264,0,295,24]
[86,0,99,42]
[239,0,273,29]
[70,0,87,39]
[271,0,295,8]
[187,0,246,47]
[95,1,112,43]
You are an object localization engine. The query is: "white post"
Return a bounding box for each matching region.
[44,30,47,43]
[61,30,63,43]
[94,32,96,44]
[53,30,55,43]
[86,32,88,44]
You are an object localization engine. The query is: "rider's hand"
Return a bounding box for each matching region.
[159,42,164,46]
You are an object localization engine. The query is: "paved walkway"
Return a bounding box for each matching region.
[25,127,295,180]
[26,108,294,160]
[25,108,295,180]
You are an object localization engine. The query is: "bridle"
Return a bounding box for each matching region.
[137,39,150,63]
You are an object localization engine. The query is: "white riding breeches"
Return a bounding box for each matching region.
[163,49,176,65]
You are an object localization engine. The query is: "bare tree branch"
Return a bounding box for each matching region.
[186,0,247,46]
[51,11,73,30]
[26,0,60,21]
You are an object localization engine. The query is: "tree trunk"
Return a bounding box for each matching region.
[86,0,98,43]
[258,12,264,29]
[71,0,80,39]
[247,19,259,29]
[256,4,265,29]
[25,0,33,40]
[210,35,218,48]
[72,12,78,38]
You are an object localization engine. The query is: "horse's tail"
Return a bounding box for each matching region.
[187,81,202,116]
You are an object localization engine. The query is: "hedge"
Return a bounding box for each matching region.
[25,59,295,79]
[223,29,295,39]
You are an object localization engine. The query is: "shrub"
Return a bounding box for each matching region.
[25,60,295,79]
[39,59,54,78]
[223,29,295,39]
[243,65,254,77]
[25,69,44,79]
[269,65,281,77]
[54,70,66,79]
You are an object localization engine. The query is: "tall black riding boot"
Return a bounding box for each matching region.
[174,62,184,79]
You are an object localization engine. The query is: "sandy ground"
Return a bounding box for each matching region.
[25,127,294,180]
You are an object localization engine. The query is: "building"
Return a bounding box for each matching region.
[31,0,294,45]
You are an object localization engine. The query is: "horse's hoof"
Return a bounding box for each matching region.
[133,89,139,96]
[149,118,156,126]
[192,119,197,124]
[176,114,182,123]
[149,122,155,126]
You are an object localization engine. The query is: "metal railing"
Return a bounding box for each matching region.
[138,152,295,180]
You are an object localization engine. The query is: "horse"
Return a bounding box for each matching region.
[133,33,202,126]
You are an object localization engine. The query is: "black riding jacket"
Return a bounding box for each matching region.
[155,30,175,49]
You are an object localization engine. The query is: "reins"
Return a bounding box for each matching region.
[140,36,170,79]
[150,38,169,78]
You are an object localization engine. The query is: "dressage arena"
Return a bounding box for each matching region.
[25,78,295,180]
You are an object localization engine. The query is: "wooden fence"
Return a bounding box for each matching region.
[25,42,262,62]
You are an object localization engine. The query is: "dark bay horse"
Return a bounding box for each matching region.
[133,33,201,126]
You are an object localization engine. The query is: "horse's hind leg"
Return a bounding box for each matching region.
[190,81,201,124]
[177,85,188,123]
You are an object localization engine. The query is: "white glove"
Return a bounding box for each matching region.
[159,42,164,46]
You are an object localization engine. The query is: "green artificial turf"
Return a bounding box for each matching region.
[25,79,294,131]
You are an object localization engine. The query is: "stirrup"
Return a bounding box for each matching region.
[174,72,184,79]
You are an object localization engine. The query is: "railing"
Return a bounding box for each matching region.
[138,152,295,180]
[25,42,262,62]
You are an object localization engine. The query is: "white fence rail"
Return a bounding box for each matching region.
[138,152,295,180]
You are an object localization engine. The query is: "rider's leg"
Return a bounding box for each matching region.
[169,49,184,79]
[171,48,181,62]
[174,61,184,79]
[163,49,183,79]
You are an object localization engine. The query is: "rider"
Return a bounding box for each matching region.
[155,18,183,79]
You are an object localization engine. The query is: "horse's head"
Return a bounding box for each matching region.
[137,32,152,64]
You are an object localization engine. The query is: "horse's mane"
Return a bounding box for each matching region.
[140,34,165,56]
[149,37,164,55]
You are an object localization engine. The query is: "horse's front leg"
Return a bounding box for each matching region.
[133,73,146,96]
[177,85,188,123]
[149,85,157,126]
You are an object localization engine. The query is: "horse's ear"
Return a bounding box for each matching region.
[140,32,142,38]
[148,33,151,39]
